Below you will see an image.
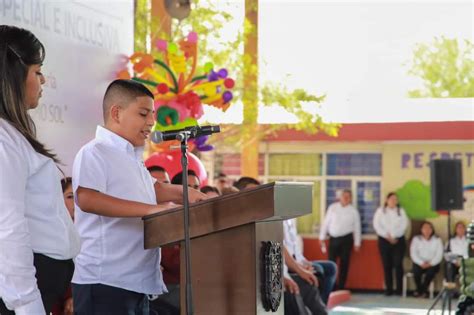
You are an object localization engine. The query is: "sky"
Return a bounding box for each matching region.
[199,0,474,124]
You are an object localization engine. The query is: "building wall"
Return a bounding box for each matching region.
[212,138,474,290]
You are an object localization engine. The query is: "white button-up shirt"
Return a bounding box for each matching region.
[410,235,444,266]
[319,202,362,247]
[449,236,468,259]
[0,118,80,315]
[72,126,166,294]
[373,207,408,239]
[284,219,307,263]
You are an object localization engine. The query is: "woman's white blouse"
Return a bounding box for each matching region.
[0,119,80,314]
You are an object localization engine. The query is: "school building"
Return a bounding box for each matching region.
[203,120,474,290]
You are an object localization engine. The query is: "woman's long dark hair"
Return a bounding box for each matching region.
[383,192,400,216]
[0,25,58,162]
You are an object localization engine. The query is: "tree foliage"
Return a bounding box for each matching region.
[135,0,340,146]
[407,37,474,98]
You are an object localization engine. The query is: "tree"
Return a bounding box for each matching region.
[407,37,474,98]
[134,0,340,161]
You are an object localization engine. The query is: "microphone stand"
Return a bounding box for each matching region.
[177,130,194,315]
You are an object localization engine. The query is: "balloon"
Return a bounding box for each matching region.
[156,106,179,126]
[169,43,178,54]
[118,32,236,155]
[156,39,168,51]
[167,100,191,122]
[208,71,219,82]
[117,70,131,80]
[193,136,214,152]
[187,32,198,43]
[145,151,208,187]
[157,83,169,94]
[203,62,214,73]
[222,91,233,103]
[224,78,235,89]
[153,117,198,132]
[217,68,228,78]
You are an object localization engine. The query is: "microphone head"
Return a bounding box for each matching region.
[150,131,164,144]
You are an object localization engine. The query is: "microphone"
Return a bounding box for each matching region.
[150,125,220,143]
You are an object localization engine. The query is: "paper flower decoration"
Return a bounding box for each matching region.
[117,32,234,152]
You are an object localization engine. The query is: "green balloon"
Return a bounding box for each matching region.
[169,43,178,54]
[204,62,214,73]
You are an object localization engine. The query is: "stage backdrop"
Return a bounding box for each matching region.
[1,0,134,174]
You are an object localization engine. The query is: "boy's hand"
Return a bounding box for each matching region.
[188,188,208,203]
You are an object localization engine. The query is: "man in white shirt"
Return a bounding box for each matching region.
[72,80,206,315]
[319,190,362,290]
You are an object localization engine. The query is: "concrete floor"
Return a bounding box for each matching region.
[330,293,457,315]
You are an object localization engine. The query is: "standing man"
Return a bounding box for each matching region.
[319,189,361,290]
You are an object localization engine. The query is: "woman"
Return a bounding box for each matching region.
[410,221,443,298]
[0,25,80,314]
[448,221,468,281]
[373,192,408,296]
[449,221,468,259]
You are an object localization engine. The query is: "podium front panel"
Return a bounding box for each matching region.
[180,221,284,315]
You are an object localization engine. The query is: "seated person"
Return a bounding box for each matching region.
[284,248,327,314]
[147,165,171,184]
[221,186,239,195]
[410,221,443,298]
[214,172,231,194]
[449,221,468,260]
[147,167,179,315]
[284,218,337,304]
[51,177,75,315]
[234,176,260,191]
[171,170,200,190]
[200,185,220,198]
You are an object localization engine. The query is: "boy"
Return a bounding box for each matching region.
[71,79,205,314]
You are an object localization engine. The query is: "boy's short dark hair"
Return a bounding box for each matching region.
[102,79,154,122]
[61,177,72,193]
[171,170,198,185]
[200,185,220,195]
[234,176,260,190]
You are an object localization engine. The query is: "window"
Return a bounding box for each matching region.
[324,153,382,234]
[327,153,382,176]
[357,181,381,234]
[268,154,322,234]
[269,154,321,176]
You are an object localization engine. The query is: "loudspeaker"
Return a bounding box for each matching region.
[430,159,463,210]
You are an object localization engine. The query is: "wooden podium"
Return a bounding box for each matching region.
[143,182,313,315]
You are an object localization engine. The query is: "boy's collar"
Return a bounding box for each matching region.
[95,126,144,159]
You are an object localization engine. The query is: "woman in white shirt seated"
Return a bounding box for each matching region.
[373,192,408,296]
[449,221,468,258]
[449,221,468,276]
[410,221,443,298]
